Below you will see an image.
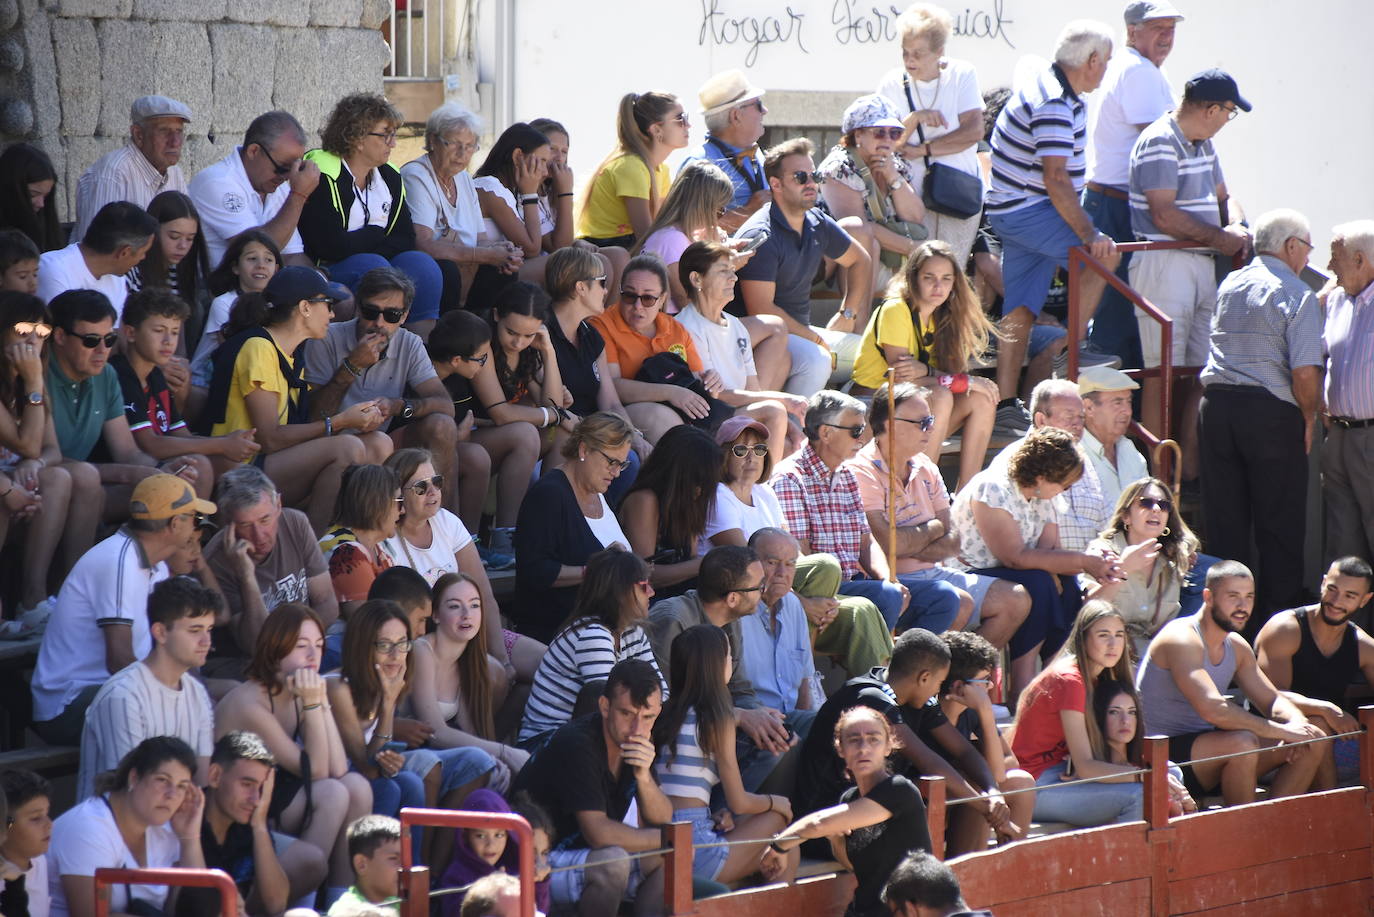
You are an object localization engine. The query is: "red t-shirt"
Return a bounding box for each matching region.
[1009,662,1085,779]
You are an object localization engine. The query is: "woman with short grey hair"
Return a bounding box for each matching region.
[402,102,523,308]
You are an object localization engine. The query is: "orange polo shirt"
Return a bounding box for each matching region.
[590,306,704,380]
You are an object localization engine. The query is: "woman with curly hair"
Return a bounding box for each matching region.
[300,92,450,338]
[0,144,62,252]
[949,427,1127,702]
[1081,476,1199,656]
[852,239,999,488]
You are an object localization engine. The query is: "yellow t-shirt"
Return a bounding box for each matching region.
[576,154,671,240]
[853,299,937,389]
[212,336,300,438]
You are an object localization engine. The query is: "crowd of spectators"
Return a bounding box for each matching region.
[1,1,1371,915]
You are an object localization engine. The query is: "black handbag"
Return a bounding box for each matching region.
[915,123,984,219]
[635,351,734,433]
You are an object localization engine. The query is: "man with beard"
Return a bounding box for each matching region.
[1135,560,1325,805]
[1255,557,1374,788]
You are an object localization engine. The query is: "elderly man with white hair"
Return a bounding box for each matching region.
[72,95,191,242]
[1199,209,1323,621]
[681,70,771,232]
[1323,220,1374,564]
[985,20,1121,437]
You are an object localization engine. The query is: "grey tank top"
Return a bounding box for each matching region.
[1136,614,1237,737]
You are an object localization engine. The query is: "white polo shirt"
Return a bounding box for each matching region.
[31,529,169,722]
[36,243,129,318]
[189,146,306,268]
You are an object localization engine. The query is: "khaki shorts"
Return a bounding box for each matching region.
[1129,248,1218,369]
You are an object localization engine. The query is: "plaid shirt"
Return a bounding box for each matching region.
[770,444,871,580]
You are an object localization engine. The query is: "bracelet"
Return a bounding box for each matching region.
[0,486,11,499]
[766,796,775,813]
[520,195,539,206]
[290,190,308,201]
[374,732,393,742]
[323,415,334,437]
[768,841,789,855]
[557,191,574,198]
[342,358,363,378]
[301,702,323,711]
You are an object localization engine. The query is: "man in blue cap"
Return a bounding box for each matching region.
[1127,67,1252,478]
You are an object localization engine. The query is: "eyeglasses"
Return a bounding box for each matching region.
[13,322,51,338]
[595,448,631,472]
[964,677,993,687]
[368,130,399,144]
[407,474,444,496]
[459,352,489,367]
[619,290,661,308]
[635,579,653,592]
[586,275,608,288]
[894,414,937,431]
[730,443,769,458]
[69,330,119,349]
[1291,237,1315,251]
[1137,496,1173,513]
[732,581,766,595]
[435,136,480,156]
[373,639,413,655]
[359,302,406,324]
[1219,104,1240,121]
[866,127,905,141]
[820,421,866,439]
[791,170,825,186]
[255,144,297,177]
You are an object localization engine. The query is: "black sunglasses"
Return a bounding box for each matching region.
[820,421,866,439]
[256,144,296,177]
[407,474,444,495]
[359,302,407,324]
[1137,496,1173,513]
[866,127,905,141]
[791,170,825,186]
[730,443,769,458]
[619,290,661,308]
[69,330,119,349]
[894,414,937,431]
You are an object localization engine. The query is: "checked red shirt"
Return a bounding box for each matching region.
[770,443,871,580]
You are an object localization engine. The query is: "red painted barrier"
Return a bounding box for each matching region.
[93,867,238,917]
[397,806,536,917]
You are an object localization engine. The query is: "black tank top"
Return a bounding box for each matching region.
[1291,609,1359,707]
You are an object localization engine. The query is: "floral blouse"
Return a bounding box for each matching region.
[949,466,1065,571]
[817,145,916,222]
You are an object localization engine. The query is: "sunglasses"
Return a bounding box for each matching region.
[69,330,119,349]
[791,170,825,186]
[586,274,608,288]
[595,448,631,471]
[256,144,297,177]
[13,322,51,338]
[1137,496,1173,513]
[894,414,937,431]
[407,474,444,496]
[359,302,407,324]
[821,421,866,439]
[635,579,653,592]
[866,127,905,141]
[619,290,661,308]
[730,443,769,458]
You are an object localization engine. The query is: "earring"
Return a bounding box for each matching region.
[1033,486,1042,499]
[1161,525,1171,536]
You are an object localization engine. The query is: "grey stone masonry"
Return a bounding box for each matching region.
[2,0,388,221]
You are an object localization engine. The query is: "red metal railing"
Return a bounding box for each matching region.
[94,867,237,917]
[398,807,536,917]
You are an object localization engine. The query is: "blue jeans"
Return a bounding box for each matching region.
[1082,188,1142,368]
[368,767,428,853]
[1178,552,1220,617]
[838,577,907,631]
[1032,761,1142,827]
[894,574,964,634]
[328,250,444,321]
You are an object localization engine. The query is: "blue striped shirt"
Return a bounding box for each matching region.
[1324,281,1374,419]
[1201,255,1324,407]
[985,64,1085,215]
[1128,115,1225,242]
[654,709,719,804]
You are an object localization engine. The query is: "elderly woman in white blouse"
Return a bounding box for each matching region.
[402,103,522,308]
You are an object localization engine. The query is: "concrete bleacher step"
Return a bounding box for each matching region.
[0,744,80,776]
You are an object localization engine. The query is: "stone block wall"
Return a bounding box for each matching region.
[1,0,392,220]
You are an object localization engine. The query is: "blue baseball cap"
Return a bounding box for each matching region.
[1185,69,1251,112]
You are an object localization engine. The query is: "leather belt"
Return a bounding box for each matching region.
[1330,416,1374,429]
[1086,181,1128,201]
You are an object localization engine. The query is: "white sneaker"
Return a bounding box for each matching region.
[17,597,53,634]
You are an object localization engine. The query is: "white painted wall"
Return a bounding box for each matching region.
[475,0,1372,258]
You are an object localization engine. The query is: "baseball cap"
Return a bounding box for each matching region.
[1124,0,1184,25]
[1078,365,1140,395]
[130,95,192,124]
[1185,68,1252,112]
[841,95,905,135]
[130,474,217,521]
[715,415,770,445]
[264,266,335,308]
[699,70,766,117]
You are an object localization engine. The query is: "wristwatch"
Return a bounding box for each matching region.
[26,391,43,407]
[401,400,415,420]
[840,308,857,320]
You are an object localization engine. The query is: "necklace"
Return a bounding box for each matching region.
[906,69,943,112]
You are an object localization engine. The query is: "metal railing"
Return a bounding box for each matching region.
[93,867,237,917]
[399,807,537,917]
[387,0,447,80]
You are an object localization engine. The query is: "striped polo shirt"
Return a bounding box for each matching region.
[985,63,1086,215]
[1128,114,1225,242]
[1324,281,1374,420]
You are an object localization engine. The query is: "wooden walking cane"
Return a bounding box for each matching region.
[884,369,899,587]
